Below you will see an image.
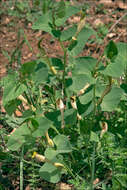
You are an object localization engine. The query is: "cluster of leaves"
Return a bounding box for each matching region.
[0,0,127,189]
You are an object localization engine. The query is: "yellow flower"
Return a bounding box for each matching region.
[45,131,54,147]
[54,162,64,168]
[32,152,47,162]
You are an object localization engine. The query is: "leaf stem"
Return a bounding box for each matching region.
[90,142,96,190]
[20,146,24,190]
[59,41,67,98]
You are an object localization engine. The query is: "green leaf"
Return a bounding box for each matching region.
[95,81,105,97]
[83,101,94,116]
[60,25,77,41]
[51,58,64,70]
[32,12,52,34]
[32,61,48,84]
[101,61,125,78]
[56,0,66,19]
[3,83,27,106]
[7,124,31,151]
[20,61,37,76]
[90,131,99,142]
[4,99,21,116]
[39,163,61,183]
[68,39,78,51]
[70,74,95,92]
[45,148,58,160]
[105,40,118,61]
[1,71,18,88]
[70,27,94,56]
[42,0,49,14]
[115,42,127,66]
[101,87,123,111]
[32,116,51,137]
[79,89,93,105]
[55,5,80,26]
[73,56,97,74]
[45,110,61,127]
[64,109,77,126]
[51,29,61,38]
[53,135,72,153]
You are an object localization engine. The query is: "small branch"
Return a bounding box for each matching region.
[93,12,127,72]
[20,146,24,190]
[97,77,112,106]
[108,12,127,34]
[38,38,57,75]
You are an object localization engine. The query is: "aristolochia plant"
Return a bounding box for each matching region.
[1,0,127,189]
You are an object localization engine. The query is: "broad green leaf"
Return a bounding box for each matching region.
[68,39,78,51]
[105,40,118,61]
[83,101,94,116]
[55,5,80,26]
[56,0,66,19]
[60,25,77,41]
[51,58,64,70]
[62,109,77,126]
[32,61,48,84]
[71,27,94,56]
[79,89,93,105]
[42,0,49,14]
[51,29,61,38]
[7,124,31,151]
[32,12,52,34]
[20,61,37,76]
[32,116,51,137]
[45,110,61,127]
[21,110,34,119]
[45,148,58,160]
[70,74,95,92]
[120,84,127,94]
[101,61,125,78]
[73,56,97,74]
[4,99,21,116]
[95,80,106,97]
[53,135,72,153]
[114,174,127,188]
[1,71,18,88]
[3,83,27,106]
[39,163,61,183]
[101,87,123,111]
[90,131,99,142]
[115,42,127,66]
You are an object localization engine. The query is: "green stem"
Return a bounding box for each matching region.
[50,125,60,135]
[90,142,96,190]
[10,153,41,167]
[60,41,67,98]
[93,85,96,116]
[63,164,75,179]
[25,81,35,107]
[20,146,24,190]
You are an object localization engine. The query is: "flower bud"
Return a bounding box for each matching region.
[51,66,57,75]
[54,162,64,168]
[18,95,28,104]
[45,131,54,147]
[32,152,47,162]
[78,83,90,96]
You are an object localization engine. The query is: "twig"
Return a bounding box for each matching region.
[94,12,127,72]
[108,12,127,34]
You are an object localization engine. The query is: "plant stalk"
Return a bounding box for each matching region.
[90,142,96,190]
[20,146,24,190]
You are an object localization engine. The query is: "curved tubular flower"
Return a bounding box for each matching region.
[32,152,47,162]
[45,131,54,147]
